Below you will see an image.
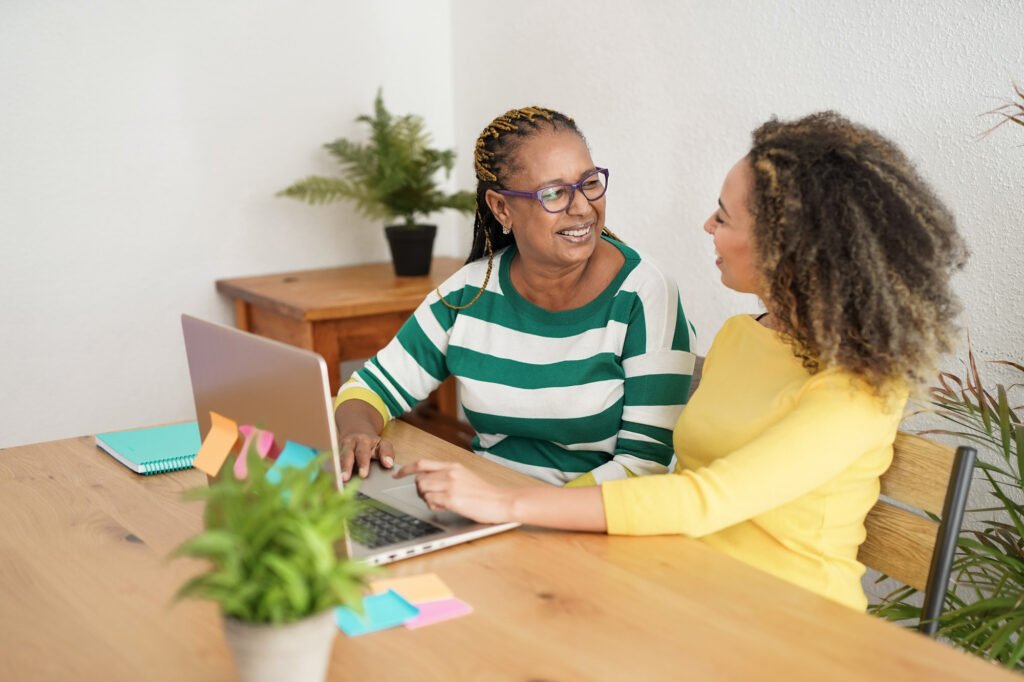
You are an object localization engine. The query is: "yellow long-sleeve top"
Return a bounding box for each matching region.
[601,315,907,610]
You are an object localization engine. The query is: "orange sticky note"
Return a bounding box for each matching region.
[192,411,240,476]
[369,574,454,603]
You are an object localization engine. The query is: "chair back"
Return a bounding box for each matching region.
[859,432,976,635]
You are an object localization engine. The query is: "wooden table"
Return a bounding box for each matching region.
[216,258,463,420]
[2,423,1016,681]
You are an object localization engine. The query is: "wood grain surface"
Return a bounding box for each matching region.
[1,422,1015,681]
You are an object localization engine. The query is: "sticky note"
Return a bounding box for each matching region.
[233,425,282,480]
[266,441,319,484]
[191,412,239,476]
[403,597,473,630]
[369,573,453,604]
[335,590,419,637]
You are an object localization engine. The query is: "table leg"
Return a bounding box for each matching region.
[322,344,342,397]
[233,300,251,332]
[310,323,343,396]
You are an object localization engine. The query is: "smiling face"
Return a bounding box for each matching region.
[485,128,605,272]
[703,157,763,295]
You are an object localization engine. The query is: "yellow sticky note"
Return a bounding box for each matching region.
[192,411,239,476]
[369,573,454,603]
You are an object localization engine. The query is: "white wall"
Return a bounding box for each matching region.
[3,1,1022,452]
[0,1,463,447]
[451,0,1024,365]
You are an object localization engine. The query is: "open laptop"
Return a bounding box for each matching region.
[180,314,519,565]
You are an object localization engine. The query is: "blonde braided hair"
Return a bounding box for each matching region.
[438,106,620,310]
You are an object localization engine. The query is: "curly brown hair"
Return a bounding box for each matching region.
[747,111,968,392]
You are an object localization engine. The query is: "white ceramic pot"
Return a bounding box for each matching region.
[223,609,337,682]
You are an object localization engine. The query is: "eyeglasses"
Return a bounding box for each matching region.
[496,167,609,214]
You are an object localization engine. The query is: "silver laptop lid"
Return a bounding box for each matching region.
[180,314,342,486]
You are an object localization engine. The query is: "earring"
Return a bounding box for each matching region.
[502,223,512,235]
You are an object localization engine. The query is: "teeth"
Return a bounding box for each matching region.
[558,225,591,237]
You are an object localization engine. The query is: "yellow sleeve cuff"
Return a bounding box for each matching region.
[334,380,391,425]
[600,474,689,536]
[565,465,638,488]
[565,471,598,488]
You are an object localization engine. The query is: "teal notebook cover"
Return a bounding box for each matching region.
[95,422,200,475]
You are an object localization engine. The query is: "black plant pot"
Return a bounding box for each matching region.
[384,224,436,276]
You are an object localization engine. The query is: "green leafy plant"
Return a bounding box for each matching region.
[871,350,1024,669]
[278,89,475,227]
[173,448,375,625]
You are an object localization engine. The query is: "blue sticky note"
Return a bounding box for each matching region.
[266,441,318,484]
[336,590,419,637]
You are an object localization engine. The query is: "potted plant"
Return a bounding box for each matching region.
[278,89,475,276]
[173,447,375,682]
[871,350,1023,669]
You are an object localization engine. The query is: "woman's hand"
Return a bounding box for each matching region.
[338,433,394,481]
[395,459,517,524]
[335,399,392,481]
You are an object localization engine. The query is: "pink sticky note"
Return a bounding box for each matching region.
[234,425,282,479]
[403,598,473,630]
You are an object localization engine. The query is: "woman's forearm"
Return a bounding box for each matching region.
[398,459,609,530]
[508,485,608,532]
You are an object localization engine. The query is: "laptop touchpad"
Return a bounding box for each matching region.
[375,483,474,529]
[377,482,428,510]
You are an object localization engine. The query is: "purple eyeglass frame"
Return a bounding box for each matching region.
[495,167,609,214]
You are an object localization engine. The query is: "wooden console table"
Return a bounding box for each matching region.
[216,258,470,446]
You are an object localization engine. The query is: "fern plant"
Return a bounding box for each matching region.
[278,89,475,227]
[173,448,375,625]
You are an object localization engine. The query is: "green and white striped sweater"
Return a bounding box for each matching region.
[339,237,696,486]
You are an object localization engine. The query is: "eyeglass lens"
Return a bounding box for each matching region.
[537,169,607,212]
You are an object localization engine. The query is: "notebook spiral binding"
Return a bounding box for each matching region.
[145,455,195,475]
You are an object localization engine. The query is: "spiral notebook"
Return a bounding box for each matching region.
[95,421,201,475]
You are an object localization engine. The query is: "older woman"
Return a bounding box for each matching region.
[399,112,967,611]
[335,107,696,486]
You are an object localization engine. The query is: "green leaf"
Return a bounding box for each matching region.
[1016,425,1024,491]
[979,613,1024,656]
[997,385,1013,462]
[1007,628,1024,668]
[261,553,311,615]
[171,530,240,562]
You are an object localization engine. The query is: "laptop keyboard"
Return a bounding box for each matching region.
[350,492,445,549]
